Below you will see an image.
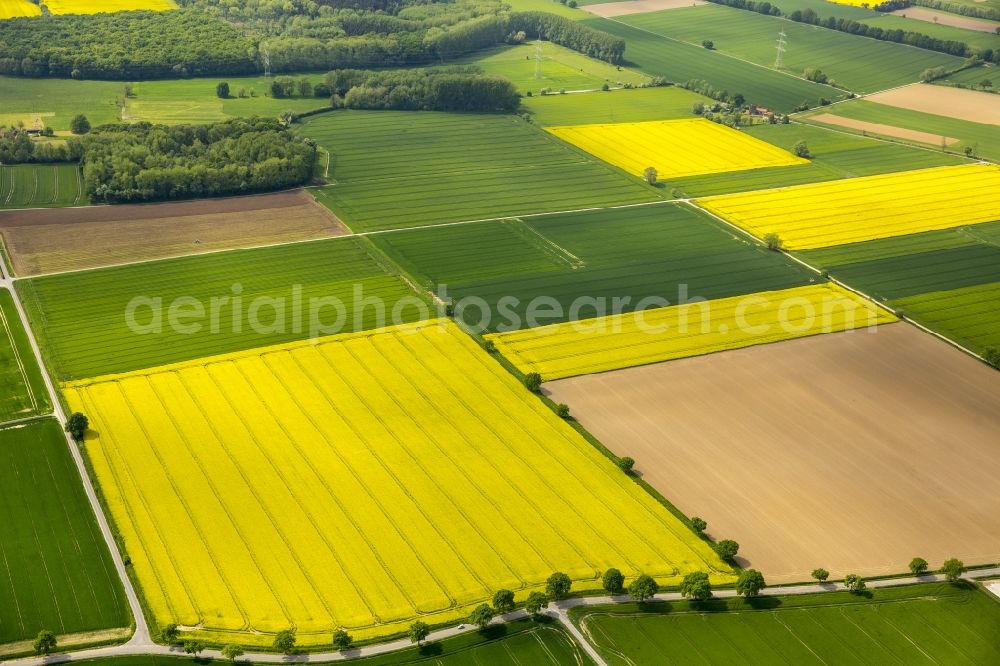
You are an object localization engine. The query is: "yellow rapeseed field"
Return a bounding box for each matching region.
[0,0,40,18]
[64,320,731,645]
[42,0,176,14]
[696,163,1000,250]
[547,118,808,179]
[488,283,896,380]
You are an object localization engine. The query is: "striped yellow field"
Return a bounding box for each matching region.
[64,320,730,646]
[0,0,40,17]
[42,0,176,13]
[488,283,897,380]
[696,163,1000,250]
[546,118,808,179]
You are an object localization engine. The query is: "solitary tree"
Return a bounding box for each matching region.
[160,623,180,644]
[221,644,244,663]
[983,346,1000,369]
[523,372,542,392]
[33,630,57,655]
[273,628,297,655]
[469,603,495,630]
[680,571,712,601]
[793,140,810,158]
[715,539,740,562]
[909,557,928,576]
[408,620,430,645]
[332,629,353,651]
[843,573,866,593]
[940,558,966,582]
[183,640,206,656]
[617,456,635,474]
[701,40,714,49]
[736,569,767,598]
[628,574,659,602]
[525,591,549,617]
[216,81,230,98]
[811,568,830,582]
[546,572,573,600]
[602,567,625,594]
[70,114,91,135]
[555,403,570,418]
[65,412,89,443]
[981,79,992,91]
[492,589,515,614]
[643,166,658,185]
[691,517,707,534]
[764,232,783,251]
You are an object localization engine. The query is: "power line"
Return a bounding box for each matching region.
[534,38,542,80]
[775,30,787,69]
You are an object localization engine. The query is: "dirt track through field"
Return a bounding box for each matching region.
[0,190,347,276]
[809,112,959,145]
[891,7,1000,32]
[584,0,704,17]
[545,323,1000,583]
[867,84,1000,125]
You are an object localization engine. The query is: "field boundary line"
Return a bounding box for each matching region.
[0,294,39,415]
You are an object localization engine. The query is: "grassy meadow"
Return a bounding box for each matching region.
[302,110,658,231]
[0,288,51,423]
[574,583,1000,665]
[620,5,965,94]
[522,86,712,125]
[580,15,844,112]
[0,164,85,208]
[17,236,426,379]
[370,203,816,331]
[0,419,129,646]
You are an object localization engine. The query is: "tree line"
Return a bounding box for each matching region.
[69,118,315,203]
[324,67,520,111]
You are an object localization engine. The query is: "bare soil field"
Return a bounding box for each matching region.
[867,83,1000,125]
[891,7,1000,32]
[810,112,959,145]
[0,190,347,276]
[585,0,704,17]
[546,323,1000,583]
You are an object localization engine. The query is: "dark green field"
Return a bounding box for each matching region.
[668,123,964,197]
[575,583,1000,665]
[580,16,843,112]
[621,5,964,94]
[66,619,589,665]
[0,164,85,209]
[0,288,51,423]
[522,86,713,125]
[800,222,1000,354]
[302,110,658,231]
[0,419,129,646]
[18,237,427,380]
[370,203,817,331]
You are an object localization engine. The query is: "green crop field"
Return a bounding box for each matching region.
[0,288,51,423]
[863,14,1000,52]
[574,583,1000,665]
[18,236,427,380]
[580,16,845,112]
[799,221,1000,354]
[0,418,130,646]
[67,619,590,665]
[801,98,1000,161]
[936,62,1000,88]
[448,42,649,95]
[620,5,964,94]
[302,110,658,231]
[0,76,124,131]
[522,86,713,125]
[766,0,876,19]
[0,164,85,209]
[370,203,816,331]
[669,122,963,197]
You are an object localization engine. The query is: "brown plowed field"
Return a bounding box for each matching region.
[546,323,1000,583]
[809,112,959,146]
[0,190,347,276]
[585,0,704,17]
[866,84,1000,125]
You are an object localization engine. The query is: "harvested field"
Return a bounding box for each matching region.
[867,83,1000,125]
[0,190,346,276]
[65,320,730,646]
[891,7,1000,32]
[809,112,958,146]
[545,323,1000,583]
[584,0,704,17]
